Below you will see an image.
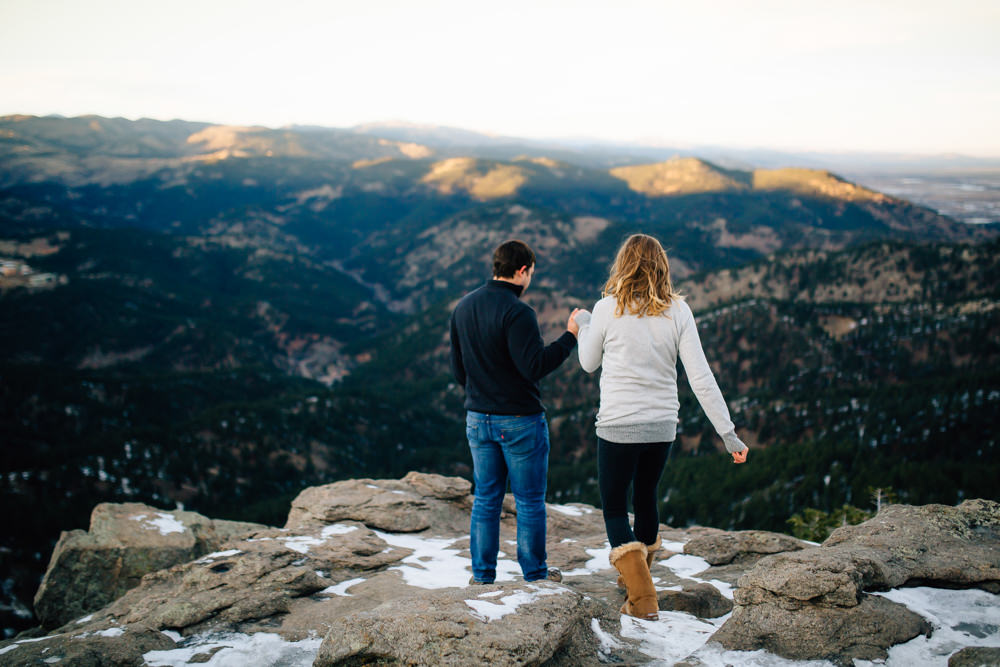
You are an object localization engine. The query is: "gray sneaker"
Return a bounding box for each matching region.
[546,568,563,583]
[468,576,493,585]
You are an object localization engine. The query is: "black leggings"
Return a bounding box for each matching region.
[598,437,672,548]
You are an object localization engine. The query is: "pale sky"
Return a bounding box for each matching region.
[2,0,999,156]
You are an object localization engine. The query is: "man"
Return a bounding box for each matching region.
[449,239,581,584]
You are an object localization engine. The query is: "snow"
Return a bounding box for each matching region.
[278,536,324,554]
[620,612,727,664]
[550,504,592,516]
[319,577,366,597]
[96,628,124,638]
[196,549,242,563]
[690,641,836,666]
[75,614,94,624]
[561,544,612,577]
[142,632,322,667]
[855,587,1000,666]
[658,552,735,598]
[662,553,711,579]
[372,530,474,588]
[131,512,186,536]
[662,553,735,599]
[161,630,183,642]
[250,523,358,554]
[591,617,624,658]
[620,611,839,666]
[371,530,520,587]
[477,590,506,598]
[704,578,735,600]
[464,584,567,622]
[0,634,67,656]
[74,627,125,639]
[610,585,1000,666]
[320,524,358,537]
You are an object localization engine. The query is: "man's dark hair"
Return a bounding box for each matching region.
[493,240,536,278]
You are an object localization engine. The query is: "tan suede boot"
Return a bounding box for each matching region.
[609,541,659,620]
[616,535,661,588]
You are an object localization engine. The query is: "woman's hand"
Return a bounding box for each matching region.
[721,430,748,464]
[567,308,583,336]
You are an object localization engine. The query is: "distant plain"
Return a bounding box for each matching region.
[848,170,1000,225]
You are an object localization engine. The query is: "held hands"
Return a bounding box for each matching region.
[732,447,748,464]
[567,308,583,337]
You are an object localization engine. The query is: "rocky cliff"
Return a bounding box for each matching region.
[2,472,998,666]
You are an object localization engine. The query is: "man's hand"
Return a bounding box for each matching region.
[732,447,748,464]
[567,308,582,336]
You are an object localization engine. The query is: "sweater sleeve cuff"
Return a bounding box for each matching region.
[721,430,747,453]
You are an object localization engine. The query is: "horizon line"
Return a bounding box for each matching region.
[4,110,1000,164]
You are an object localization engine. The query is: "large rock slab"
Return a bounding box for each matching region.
[313,581,612,666]
[711,500,1000,662]
[33,502,265,629]
[684,530,807,565]
[285,471,473,533]
[822,499,1000,592]
[92,522,409,634]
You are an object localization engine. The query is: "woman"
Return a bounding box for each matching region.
[574,233,749,621]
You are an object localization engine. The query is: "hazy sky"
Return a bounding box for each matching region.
[2,0,999,155]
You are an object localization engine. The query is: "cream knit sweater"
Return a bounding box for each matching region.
[575,295,745,452]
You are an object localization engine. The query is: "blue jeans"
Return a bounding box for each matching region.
[466,411,550,583]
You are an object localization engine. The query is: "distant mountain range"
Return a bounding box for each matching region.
[2,114,993,306]
[348,120,1000,171]
[1,114,998,635]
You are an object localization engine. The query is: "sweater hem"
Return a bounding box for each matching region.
[596,421,677,444]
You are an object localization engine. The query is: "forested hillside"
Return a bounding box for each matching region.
[1,115,998,634]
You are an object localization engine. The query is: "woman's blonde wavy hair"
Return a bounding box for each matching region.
[603,233,680,317]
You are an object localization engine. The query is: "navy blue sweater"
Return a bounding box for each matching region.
[450,280,577,415]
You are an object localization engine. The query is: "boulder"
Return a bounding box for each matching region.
[0,623,175,666]
[313,581,608,666]
[683,530,807,565]
[712,593,930,663]
[949,646,1000,667]
[32,502,265,629]
[821,499,1000,591]
[657,583,733,618]
[711,500,1000,662]
[285,472,473,534]
[401,470,472,500]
